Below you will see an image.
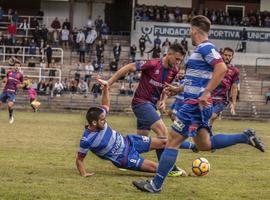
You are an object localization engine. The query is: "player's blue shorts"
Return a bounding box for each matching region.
[0,91,16,103]
[116,135,151,171]
[212,102,226,115]
[172,103,213,137]
[132,103,160,130]
[170,99,184,114]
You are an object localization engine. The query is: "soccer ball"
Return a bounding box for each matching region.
[31,100,41,109]
[192,157,210,176]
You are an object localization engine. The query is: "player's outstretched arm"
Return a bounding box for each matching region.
[230,84,238,115]
[107,63,136,86]
[76,154,94,177]
[96,78,110,110]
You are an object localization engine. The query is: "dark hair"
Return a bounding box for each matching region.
[191,15,211,33]
[223,47,234,55]
[14,61,21,66]
[169,43,186,55]
[86,107,104,124]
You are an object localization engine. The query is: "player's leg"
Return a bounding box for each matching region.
[7,101,14,124]
[194,127,265,152]
[140,159,157,173]
[133,128,187,192]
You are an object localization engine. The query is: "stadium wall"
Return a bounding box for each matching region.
[131,21,270,57]
[260,0,270,11]
[137,0,191,8]
[40,1,103,29]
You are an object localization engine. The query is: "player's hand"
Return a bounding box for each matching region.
[82,172,94,177]
[164,82,178,97]
[158,100,166,113]
[198,91,211,108]
[230,103,236,115]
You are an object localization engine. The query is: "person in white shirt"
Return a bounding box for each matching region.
[61,26,70,48]
[53,80,64,96]
[84,62,94,85]
[19,18,30,34]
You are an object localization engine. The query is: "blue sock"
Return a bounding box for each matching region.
[211,133,249,149]
[179,141,196,150]
[153,148,178,189]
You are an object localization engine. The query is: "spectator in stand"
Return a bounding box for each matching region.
[162,41,170,56]
[41,25,49,43]
[38,39,46,59]
[154,35,161,46]
[95,16,103,38]
[130,44,137,62]
[162,38,171,47]
[174,7,182,22]
[30,17,39,29]
[265,88,270,104]
[264,16,270,27]
[7,8,13,21]
[109,59,118,74]
[53,80,64,97]
[139,35,146,57]
[96,40,104,63]
[0,7,4,22]
[181,36,188,51]
[119,81,126,95]
[51,17,61,30]
[100,23,109,44]
[45,43,52,68]
[8,21,16,43]
[37,79,46,95]
[239,28,248,53]
[162,6,169,22]
[78,79,88,97]
[76,29,85,50]
[19,19,30,34]
[86,16,93,30]
[29,39,37,55]
[79,39,86,63]
[12,11,19,24]
[86,28,97,53]
[93,60,100,72]
[69,79,77,94]
[61,26,70,48]
[84,61,94,85]
[146,43,161,58]
[62,18,71,30]
[155,8,161,21]
[91,83,101,98]
[51,29,60,47]
[37,10,44,24]
[61,78,69,92]
[113,42,121,64]
[28,56,36,67]
[4,34,13,54]
[45,79,54,97]
[49,59,57,81]
[40,58,46,78]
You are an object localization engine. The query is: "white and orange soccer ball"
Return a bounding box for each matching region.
[192,157,210,176]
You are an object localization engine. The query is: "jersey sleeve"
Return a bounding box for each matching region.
[77,140,90,158]
[99,105,109,113]
[19,74,24,84]
[232,68,240,84]
[199,44,224,67]
[135,60,155,71]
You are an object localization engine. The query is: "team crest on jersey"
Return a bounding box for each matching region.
[142,136,150,143]
[173,119,185,132]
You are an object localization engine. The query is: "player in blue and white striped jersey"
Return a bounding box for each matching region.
[75,78,187,177]
[133,15,265,193]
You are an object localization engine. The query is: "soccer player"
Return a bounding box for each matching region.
[100,43,188,176]
[75,79,187,177]
[210,47,239,125]
[0,62,23,123]
[27,86,40,112]
[132,15,265,193]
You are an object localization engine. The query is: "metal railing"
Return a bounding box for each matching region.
[261,78,270,95]
[0,45,64,64]
[0,65,61,82]
[255,57,270,73]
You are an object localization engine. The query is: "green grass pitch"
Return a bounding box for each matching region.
[0,111,269,200]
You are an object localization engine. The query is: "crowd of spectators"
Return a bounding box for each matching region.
[135,4,270,27]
